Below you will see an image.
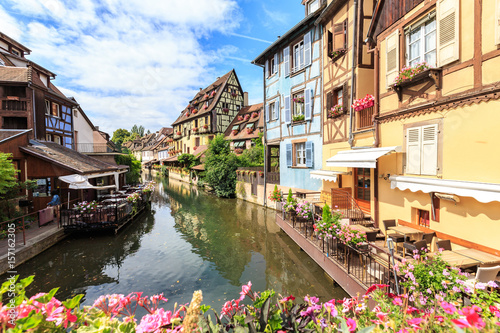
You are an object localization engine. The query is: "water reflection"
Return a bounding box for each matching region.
[3,176,347,310]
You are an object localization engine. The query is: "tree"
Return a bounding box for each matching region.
[112,129,132,146]
[177,154,199,169]
[115,153,142,184]
[205,134,239,198]
[131,124,145,137]
[237,133,264,167]
[0,153,19,199]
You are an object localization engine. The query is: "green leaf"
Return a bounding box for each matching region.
[339,317,349,333]
[452,323,466,333]
[200,304,211,314]
[62,294,84,309]
[34,287,59,304]
[357,325,376,333]
[234,327,249,333]
[16,315,43,330]
[19,275,34,288]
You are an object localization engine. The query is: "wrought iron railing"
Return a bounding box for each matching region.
[331,189,371,225]
[76,143,115,153]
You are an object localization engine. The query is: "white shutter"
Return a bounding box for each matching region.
[304,31,312,67]
[284,95,291,125]
[421,124,439,175]
[406,127,421,175]
[304,88,312,121]
[284,47,290,77]
[385,30,399,88]
[273,53,278,74]
[265,60,269,78]
[437,0,459,67]
[275,98,280,121]
[496,0,500,45]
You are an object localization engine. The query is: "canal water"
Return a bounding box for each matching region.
[7,177,347,309]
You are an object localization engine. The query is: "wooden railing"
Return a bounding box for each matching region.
[1,98,28,111]
[76,143,115,153]
[356,106,374,130]
[331,189,372,225]
[266,172,280,185]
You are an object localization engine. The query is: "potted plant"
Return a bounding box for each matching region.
[176,131,181,136]
[282,189,298,217]
[329,48,346,60]
[292,114,305,122]
[232,130,238,135]
[244,114,250,121]
[74,200,97,213]
[351,94,375,112]
[246,128,253,134]
[231,92,237,97]
[204,94,209,99]
[192,109,198,114]
[295,201,314,221]
[237,116,244,121]
[392,62,431,87]
[293,96,304,104]
[337,225,368,250]
[193,127,199,132]
[268,185,283,202]
[203,124,209,129]
[313,203,342,240]
[259,171,264,177]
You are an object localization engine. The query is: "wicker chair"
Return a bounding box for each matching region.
[436,239,452,251]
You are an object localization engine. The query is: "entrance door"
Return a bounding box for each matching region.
[354,168,371,214]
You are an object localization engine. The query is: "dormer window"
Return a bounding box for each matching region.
[307,0,319,15]
[11,48,20,57]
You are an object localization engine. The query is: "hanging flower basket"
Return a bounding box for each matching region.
[251,112,258,118]
[235,148,243,154]
[351,94,375,112]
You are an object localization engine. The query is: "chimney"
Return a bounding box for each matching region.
[244,92,249,106]
[199,88,202,91]
[95,126,99,131]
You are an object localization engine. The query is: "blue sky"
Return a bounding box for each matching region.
[0,0,305,135]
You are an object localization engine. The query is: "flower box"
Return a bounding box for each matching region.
[237,116,244,121]
[234,148,243,154]
[176,131,181,136]
[222,108,229,113]
[193,127,199,132]
[329,48,346,62]
[251,112,258,118]
[232,130,238,135]
[192,109,198,114]
[292,114,305,122]
[210,91,216,97]
[328,104,344,118]
[392,67,442,101]
[293,97,304,103]
[246,128,253,134]
[204,94,209,99]
[351,94,375,112]
[244,114,250,121]
[231,92,237,97]
[203,124,209,129]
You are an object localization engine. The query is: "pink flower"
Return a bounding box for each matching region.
[407,317,423,329]
[345,318,357,332]
[239,281,252,301]
[440,301,457,314]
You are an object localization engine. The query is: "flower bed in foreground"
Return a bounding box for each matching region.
[1,269,499,332]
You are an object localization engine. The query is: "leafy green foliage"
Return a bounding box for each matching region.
[177,153,199,169]
[0,153,19,199]
[131,124,145,137]
[237,133,264,167]
[114,154,141,184]
[205,134,238,198]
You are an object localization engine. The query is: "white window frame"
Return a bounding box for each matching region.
[308,0,319,14]
[45,100,50,115]
[51,102,60,118]
[296,142,306,167]
[292,91,305,117]
[269,102,276,120]
[54,135,62,145]
[405,12,437,67]
[292,40,304,72]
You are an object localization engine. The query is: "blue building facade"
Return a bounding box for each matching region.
[253,6,324,191]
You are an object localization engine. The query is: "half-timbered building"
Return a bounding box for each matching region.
[252,0,326,191]
[171,70,245,155]
[364,0,500,254]
[224,103,264,152]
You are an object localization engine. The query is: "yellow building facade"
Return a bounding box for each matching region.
[365,0,500,254]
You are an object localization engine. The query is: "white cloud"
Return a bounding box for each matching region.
[0,0,242,134]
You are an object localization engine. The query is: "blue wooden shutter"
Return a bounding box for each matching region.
[284,47,290,77]
[304,88,312,121]
[286,144,293,167]
[284,95,291,125]
[275,99,280,121]
[265,103,269,122]
[304,31,312,67]
[265,60,269,77]
[273,53,278,74]
[305,141,313,168]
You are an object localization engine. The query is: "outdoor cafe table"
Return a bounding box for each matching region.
[429,250,482,268]
[349,225,372,233]
[388,225,423,257]
[453,249,500,266]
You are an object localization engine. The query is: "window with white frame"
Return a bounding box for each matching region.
[406,13,436,67]
[51,102,60,118]
[296,142,306,167]
[292,40,304,72]
[406,123,439,176]
[308,0,319,15]
[292,91,305,117]
[269,102,276,120]
[45,100,50,115]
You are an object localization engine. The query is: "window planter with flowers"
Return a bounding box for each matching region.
[246,128,253,134]
[392,62,441,101]
[329,48,346,62]
[231,92,237,98]
[193,127,199,132]
[176,131,182,136]
[328,104,344,118]
[244,114,250,121]
[185,111,190,117]
[234,148,243,154]
[210,90,216,98]
[203,105,208,110]
[292,114,305,122]
[222,108,229,113]
[352,94,375,130]
[202,124,209,130]
[237,115,244,121]
[231,130,238,136]
[192,109,198,114]
[203,94,209,99]
[351,94,374,112]
[251,112,258,119]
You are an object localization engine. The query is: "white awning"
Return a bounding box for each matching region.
[326,146,402,168]
[310,170,349,182]
[390,176,500,203]
[59,173,118,190]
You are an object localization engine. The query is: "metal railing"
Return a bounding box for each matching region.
[356,106,375,130]
[76,143,115,153]
[276,203,400,290]
[331,189,371,225]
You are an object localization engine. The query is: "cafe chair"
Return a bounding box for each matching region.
[436,239,452,251]
[465,265,500,291]
[365,230,378,243]
[382,219,405,246]
[403,240,427,258]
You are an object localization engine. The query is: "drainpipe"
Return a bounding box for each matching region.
[252,61,267,207]
[30,83,36,140]
[348,0,359,148]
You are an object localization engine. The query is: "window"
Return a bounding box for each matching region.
[195,137,200,146]
[45,100,50,115]
[417,209,430,227]
[292,91,305,117]
[355,168,371,202]
[296,142,306,166]
[292,40,304,72]
[51,103,60,117]
[73,109,78,117]
[246,123,255,129]
[232,125,239,131]
[328,20,347,56]
[286,141,314,168]
[308,0,319,14]
[33,178,51,197]
[405,14,436,67]
[269,102,276,120]
[54,135,62,145]
[46,133,52,141]
[11,48,20,57]
[406,124,439,176]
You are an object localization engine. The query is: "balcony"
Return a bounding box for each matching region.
[355,106,375,131]
[1,97,28,112]
[76,143,116,153]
